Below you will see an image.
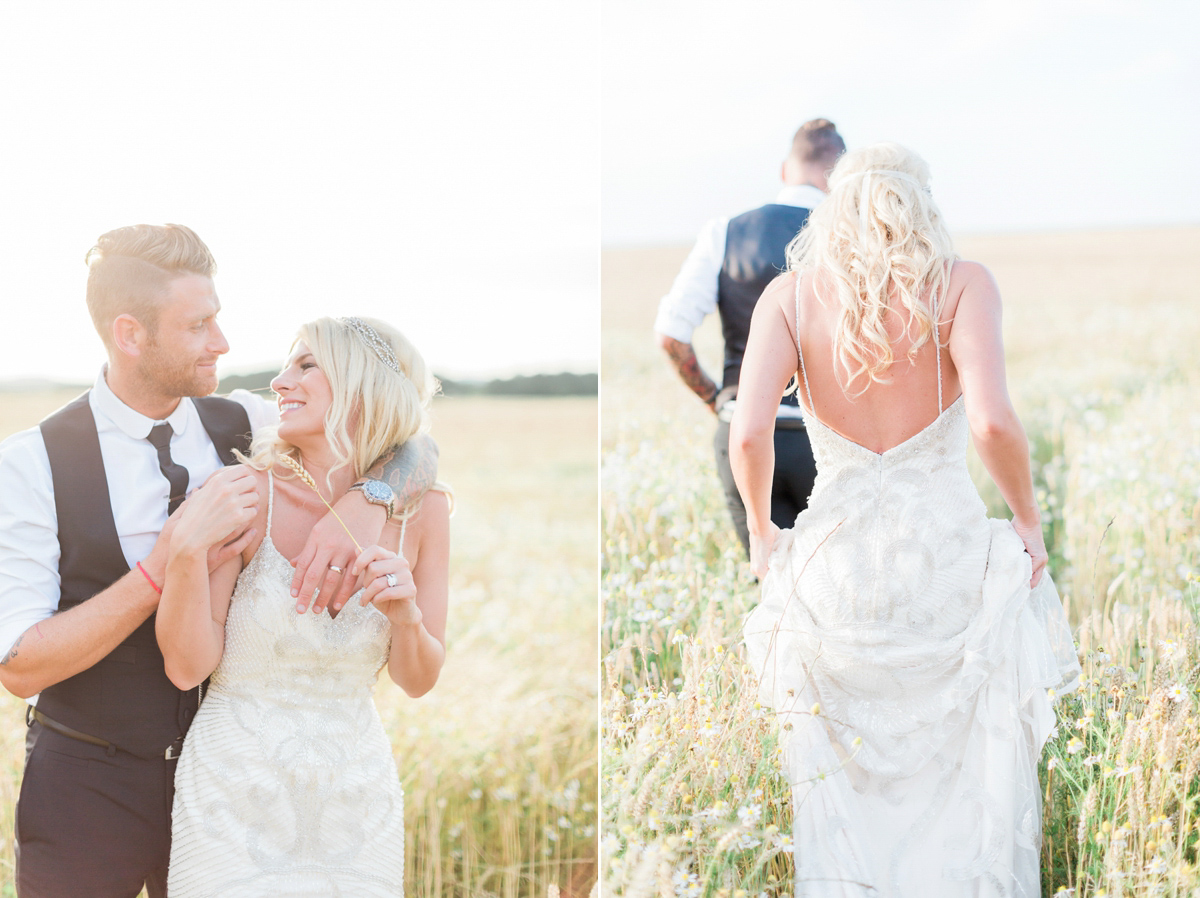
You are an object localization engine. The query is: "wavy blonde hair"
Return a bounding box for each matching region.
[244,316,437,482]
[785,143,956,394]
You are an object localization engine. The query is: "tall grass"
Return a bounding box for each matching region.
[0,392,598,898]
[601,228,1200,897]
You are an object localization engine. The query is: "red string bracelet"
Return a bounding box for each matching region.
[136,561,162,595]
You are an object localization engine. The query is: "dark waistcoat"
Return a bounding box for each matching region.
[716,203,812,391]
[37,392,252,759]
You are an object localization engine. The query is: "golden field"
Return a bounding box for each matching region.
[0,392,598,898]
[602,227,1200,896]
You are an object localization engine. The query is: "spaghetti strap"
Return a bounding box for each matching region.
[933,309,943,414]
[794,274,816,415]
[265,469,276,535]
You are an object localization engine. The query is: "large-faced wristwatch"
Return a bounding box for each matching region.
[348,479,396,521]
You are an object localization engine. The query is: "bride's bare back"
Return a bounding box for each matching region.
[733,256,1044,582]
[787,262,967,454]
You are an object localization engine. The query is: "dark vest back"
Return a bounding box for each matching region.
[716,203,812,392]
[37,393,251,759]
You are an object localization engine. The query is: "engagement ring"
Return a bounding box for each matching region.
[385,574,398,588]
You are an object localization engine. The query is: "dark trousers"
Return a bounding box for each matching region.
[15,720,175,898]
[714,417,817,555]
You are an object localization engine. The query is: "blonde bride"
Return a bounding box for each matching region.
[733,144,1080,897]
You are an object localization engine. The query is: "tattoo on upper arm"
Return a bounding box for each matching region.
[369,436,439,507]
[1,632,25,666]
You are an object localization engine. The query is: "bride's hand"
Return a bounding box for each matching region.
[1012,517,1047,588]
[749,523,780,580]
[351,545,421,627]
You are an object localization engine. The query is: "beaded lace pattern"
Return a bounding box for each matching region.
[742,276,1080,897]
[168,472,405,897]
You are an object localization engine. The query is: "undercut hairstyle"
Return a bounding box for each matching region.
[85,224,217,350]
[790,118,846,166]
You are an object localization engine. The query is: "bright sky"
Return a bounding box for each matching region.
[0,2,598,384]
[603,0,1199,245]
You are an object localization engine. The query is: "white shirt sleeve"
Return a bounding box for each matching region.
[0,428,61,654]
[653,217,728,344]
[226,388,279,433]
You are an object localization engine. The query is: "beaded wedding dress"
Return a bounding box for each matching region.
[743,297,1080,897]
[169,473,405,897]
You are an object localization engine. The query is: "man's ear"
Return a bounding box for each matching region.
[112,314,149,359]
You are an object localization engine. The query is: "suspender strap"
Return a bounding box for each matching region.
[194,396,253,464]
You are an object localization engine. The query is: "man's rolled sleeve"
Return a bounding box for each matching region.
[0,429,62,655]
[653,217,728,344]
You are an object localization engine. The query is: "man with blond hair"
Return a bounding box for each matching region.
[655,118,845,554]
[0,223,435,897]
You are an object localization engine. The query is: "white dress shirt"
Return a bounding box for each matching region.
[653,184,827,344]
[0,369,277,655]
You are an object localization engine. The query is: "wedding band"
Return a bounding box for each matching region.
[329,565,342,573]
[385,573,398,588]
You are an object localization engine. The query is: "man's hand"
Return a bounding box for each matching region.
[290,498,387,615]
[207,525,257,575]
[658,334,720,412]
[147,485,257,584]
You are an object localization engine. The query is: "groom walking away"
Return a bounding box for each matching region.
[0,224,436,898]
[654,118,845,555]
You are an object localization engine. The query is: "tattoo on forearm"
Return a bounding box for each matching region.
[1,632,25,666]
[664,338,718,404]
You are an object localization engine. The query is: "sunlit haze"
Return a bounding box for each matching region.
[603,0,1198,245]
[0,2,598,384]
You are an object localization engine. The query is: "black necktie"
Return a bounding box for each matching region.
[147,423,189,514]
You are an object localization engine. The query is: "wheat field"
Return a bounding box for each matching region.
[602,227,1200,897]
[0,391,598,898]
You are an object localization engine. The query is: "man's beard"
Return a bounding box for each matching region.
[141,339,219,398]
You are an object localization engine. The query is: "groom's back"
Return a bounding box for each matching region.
[716,202,811,391]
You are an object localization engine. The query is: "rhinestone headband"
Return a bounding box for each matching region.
[340,317,401,374]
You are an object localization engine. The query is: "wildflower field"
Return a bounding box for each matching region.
[601,227,1200,897]
[0,391,598,898]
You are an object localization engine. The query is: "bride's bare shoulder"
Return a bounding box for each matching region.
[950,260,999,291]
[762,270,799,304]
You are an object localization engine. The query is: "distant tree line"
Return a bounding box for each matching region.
[217,370,597,397]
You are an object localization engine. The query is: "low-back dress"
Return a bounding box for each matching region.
[742,281,1081,897]
[168,471,406,897]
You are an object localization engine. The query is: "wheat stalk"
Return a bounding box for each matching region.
[276,453,363,553]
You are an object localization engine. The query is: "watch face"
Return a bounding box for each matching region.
[363,480,394,502]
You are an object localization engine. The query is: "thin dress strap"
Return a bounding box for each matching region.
[933,306,943,414]
[265,469,276,535]
[932,265,949,414]
[794,274,816,415]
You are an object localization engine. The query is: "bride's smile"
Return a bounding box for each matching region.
[271,341,333,448]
